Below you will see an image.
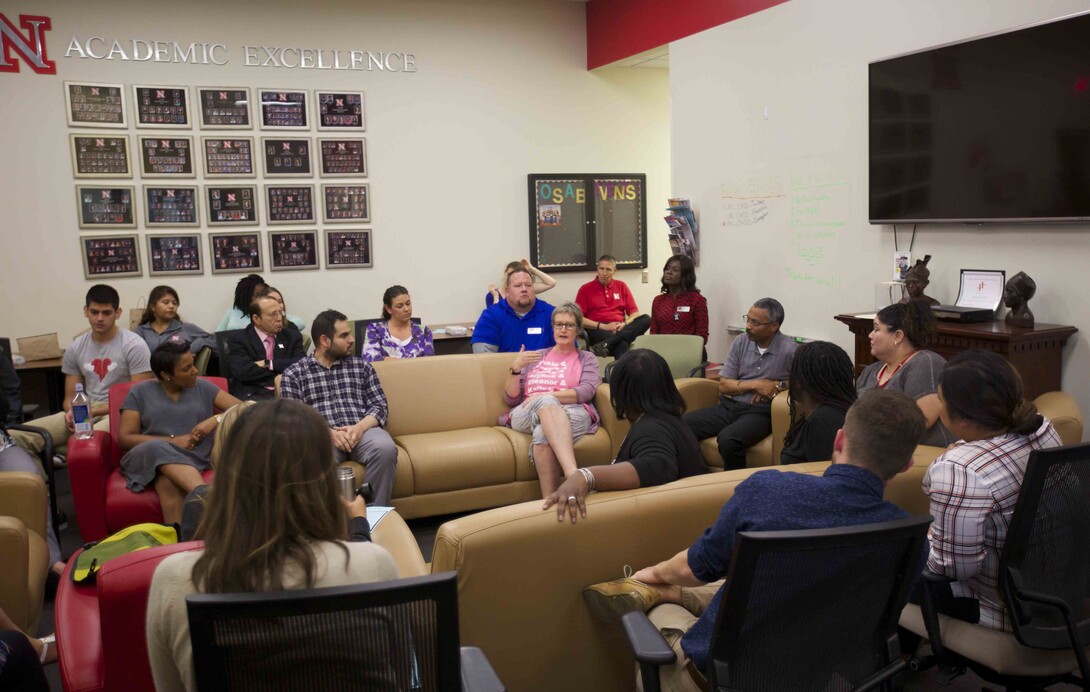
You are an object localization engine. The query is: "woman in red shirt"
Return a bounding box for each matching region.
[649,255,709,357]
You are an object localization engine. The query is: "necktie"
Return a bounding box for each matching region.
[265,336,275,367]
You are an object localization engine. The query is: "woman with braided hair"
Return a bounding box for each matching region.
[780,341,857,464]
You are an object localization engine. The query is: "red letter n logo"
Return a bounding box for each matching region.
[0,14,56,75]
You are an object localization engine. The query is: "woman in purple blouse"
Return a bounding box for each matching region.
[361,285,435,362]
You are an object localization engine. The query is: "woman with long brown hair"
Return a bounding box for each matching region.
[145,400,398,691]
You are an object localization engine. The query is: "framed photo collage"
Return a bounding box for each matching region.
[66,82,372,278]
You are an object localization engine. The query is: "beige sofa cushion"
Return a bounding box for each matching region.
[375,353,517,436]
[397,428,516,494]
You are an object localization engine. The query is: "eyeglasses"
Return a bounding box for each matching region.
[743,315,773,327]
[553,322,578,331]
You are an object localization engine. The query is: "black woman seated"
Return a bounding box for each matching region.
[216,273,267,332]
[649,254,709,359]
[781,341,857,465]
[856,299,952,447]
[118,341,241,524]
[544,348,707,523]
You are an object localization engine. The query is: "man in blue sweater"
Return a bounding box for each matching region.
[471,267,556,353]
[584,389,926,691]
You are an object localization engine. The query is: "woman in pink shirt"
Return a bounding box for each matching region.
[501,302,602,498]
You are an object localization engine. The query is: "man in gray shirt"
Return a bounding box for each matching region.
[11,284,153,454]
[684,297,798,470]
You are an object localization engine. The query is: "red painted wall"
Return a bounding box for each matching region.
[586,0,789,70]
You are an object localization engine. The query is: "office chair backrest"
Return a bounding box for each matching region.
[188,571,462,692]
[631,334,705,379]
[707,515,931,692]
[214,330,241,381]
[1001,442,1090,650]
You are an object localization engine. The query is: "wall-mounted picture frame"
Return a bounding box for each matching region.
[75,186,136,229]
[265,184,316,225]
[138,136,195,178]
[317,138,367,177]
[64,81,127,128]
[315,90,365,131]
[261,137,312,177]
[132,85,191,129]
[143,185,200,227]
[197,86,252,129]
[206,185,258,225]
[147,233,203,276]
[209,231,263,274]
[70,134,132,178]
[322,183,370,223]
[201,137,255,177]
[81,234,141,279]
[324,229,372,269]
[269,230,319,271]
[258,89,308,130]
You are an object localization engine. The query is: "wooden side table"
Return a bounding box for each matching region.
[833,313,1077,400]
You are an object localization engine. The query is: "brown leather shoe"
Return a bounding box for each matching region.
[583,572,662,623]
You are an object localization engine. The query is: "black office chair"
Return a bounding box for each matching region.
[354,317,423,353]
[0,337,39,422]
[214,330,241,383]
[622,515,931,692]
[905,442,1090,689]
[187,571,505,692]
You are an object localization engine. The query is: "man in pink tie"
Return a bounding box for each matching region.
[225,296,305,400]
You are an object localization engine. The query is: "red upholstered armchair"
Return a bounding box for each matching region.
[56,541,203,692]
[67,377,226,543]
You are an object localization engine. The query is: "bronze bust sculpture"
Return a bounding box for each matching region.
[900,255,940,306]
[1003,271,1036,328]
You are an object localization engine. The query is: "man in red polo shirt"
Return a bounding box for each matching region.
[575,255,650,358]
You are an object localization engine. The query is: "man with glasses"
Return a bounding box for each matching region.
[225,296,305,400]
[576,255,650,358]
[683,298,797,470]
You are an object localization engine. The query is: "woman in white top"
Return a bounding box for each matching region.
[145,400,398,692]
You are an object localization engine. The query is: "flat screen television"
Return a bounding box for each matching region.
[869,12,1090,224]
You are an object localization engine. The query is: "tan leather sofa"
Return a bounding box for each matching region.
[424,391,1082,692]
[677,378,787,468]
[373,353,631,519]
[0,471,50,634]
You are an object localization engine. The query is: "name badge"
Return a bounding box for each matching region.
[613,293,620,299]
[527,327,543,335]
[278,343,284,348]
[676,306,691,313]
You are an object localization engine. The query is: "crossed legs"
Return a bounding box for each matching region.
[153,464,206,525]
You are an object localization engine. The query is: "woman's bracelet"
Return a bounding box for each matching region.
[578,467,595,491]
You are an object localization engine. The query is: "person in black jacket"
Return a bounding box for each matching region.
[225,296,305,400]
[543,349,706,523]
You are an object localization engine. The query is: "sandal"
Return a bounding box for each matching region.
[39,634,57,665]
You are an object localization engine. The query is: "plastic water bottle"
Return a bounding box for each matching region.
[72,384,93,439]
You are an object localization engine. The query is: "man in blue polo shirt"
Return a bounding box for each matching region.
[583,390,926,692]
[472,267,556,353]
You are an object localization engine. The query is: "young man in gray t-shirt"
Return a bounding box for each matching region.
[12,284,152,454]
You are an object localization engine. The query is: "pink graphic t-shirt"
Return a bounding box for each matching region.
[524,348,581,396]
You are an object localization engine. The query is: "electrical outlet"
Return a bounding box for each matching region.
[641,269,649,283]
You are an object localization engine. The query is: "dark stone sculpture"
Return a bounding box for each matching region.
[1003,271,1036,328]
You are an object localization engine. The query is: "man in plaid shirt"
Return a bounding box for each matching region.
[281,309,398,505]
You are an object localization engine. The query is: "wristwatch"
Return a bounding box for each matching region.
[509,368,521,375]
[776,380,787,391]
